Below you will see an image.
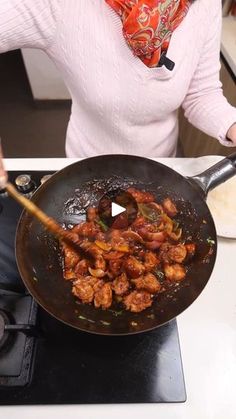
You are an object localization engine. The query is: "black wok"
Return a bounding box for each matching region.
[15,154,236,335]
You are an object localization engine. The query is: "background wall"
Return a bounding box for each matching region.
[0,50,70,158]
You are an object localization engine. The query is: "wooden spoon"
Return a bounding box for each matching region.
[0,139,7,189]
[5,182,93,260]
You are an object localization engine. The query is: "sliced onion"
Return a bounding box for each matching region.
[168,228,182,241]
[148,202,164,213]
[103,251,124,260]
[138,203,162,222]
[122,230,144,243]
[95,240,112,251]
[112,244,130,252]
[88,267,106,278]
[162,214,173,234]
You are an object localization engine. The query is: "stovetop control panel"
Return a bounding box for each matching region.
[0,171,53,198]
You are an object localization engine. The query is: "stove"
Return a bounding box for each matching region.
[0,171,186,405]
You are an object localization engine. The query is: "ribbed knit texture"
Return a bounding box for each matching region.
[1,0,236,157]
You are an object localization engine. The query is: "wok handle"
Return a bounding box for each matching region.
[187,152,236,197]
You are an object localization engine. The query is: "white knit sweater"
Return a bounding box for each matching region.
[0,0,236,157]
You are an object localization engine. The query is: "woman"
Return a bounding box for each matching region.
[0,0,236,183]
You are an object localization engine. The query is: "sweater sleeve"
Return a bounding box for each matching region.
[182,0,236,147]
[0,0,61,52]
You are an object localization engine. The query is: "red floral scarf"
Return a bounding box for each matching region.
[105,0,191,67]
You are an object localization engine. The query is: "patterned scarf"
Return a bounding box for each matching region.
[105,0,191,67]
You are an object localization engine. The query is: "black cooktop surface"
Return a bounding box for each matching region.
[0,171,186,405]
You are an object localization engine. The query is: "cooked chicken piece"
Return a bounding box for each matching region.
[64,247,80,269]
[108,259,123,276]
[127,188,155,203]
[94,282,113,309]
[159,243,187,264]
[63,188,194,313]
[164,264,186,282]
[112,273,129,296]
[166,244,187,263]
[95,231,106,241]
[123,290,152,312]
[63,269,76,281]
[93,279,105,292]
[144,251,160,271]
[108,229,130,249]
[72,221,98,238]
[159,242,171,259]
[124,255,145,278]
[86,276,100,287]
[133,245,146,259]
[132,273,161,293]
[162,198,178,217]
[138,227,166,242]
[131,215,146,229]
[86,207,98,222]
[109,229,123,243]
[72,278,95,303]
[94,254,106,271]
[74,259,89,276]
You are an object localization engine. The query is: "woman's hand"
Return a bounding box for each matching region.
[226,123,236,146]
[0,139,8,189]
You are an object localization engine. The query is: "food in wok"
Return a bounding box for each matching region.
[62,188,196,313]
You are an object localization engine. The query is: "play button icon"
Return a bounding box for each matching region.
[111,202,126,217]
[98,188,138,229]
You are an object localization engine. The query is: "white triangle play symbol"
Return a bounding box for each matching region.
[111,202,126,217]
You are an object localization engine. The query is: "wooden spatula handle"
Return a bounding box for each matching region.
[5,182,93,260]
[0,139,8,189]
[6,182,75,244]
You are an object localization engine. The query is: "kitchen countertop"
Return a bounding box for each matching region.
[2,157,236,419]
[221,15,236,77]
